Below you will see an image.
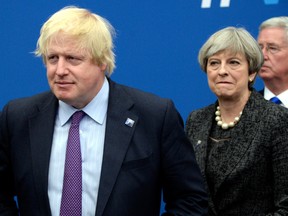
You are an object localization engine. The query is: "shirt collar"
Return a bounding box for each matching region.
[58,77,109,126]
[264,87,288,107]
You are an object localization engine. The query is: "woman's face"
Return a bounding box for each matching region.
[206,50,256,101]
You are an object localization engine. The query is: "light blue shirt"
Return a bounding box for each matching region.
[48,78,109,216]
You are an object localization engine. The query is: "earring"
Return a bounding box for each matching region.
[249,78,253,82]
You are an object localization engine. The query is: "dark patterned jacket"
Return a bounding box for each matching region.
[186,90,288,216]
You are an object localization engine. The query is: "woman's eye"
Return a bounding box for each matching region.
[209,61,218,66]
[207,60,220,69]
[230,60,240,65]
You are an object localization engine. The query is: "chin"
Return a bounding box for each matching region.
[259,68,270,74]
[55,93,72,103]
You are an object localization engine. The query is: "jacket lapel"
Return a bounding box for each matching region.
[193,118,211,178]
[188,104,215,176]
[189,105,217,215]
[29,93,58,214]
[212,91,262,194]
[96,80,138,216]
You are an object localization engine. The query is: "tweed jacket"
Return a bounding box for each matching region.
[186,90,288,215]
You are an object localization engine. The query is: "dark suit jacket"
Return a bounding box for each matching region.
[0,79,207,216]
[185,90,288,215]
[259,88,264,95]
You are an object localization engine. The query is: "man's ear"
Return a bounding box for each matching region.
[100,63,107,71]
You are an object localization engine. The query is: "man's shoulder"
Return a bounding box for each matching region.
[8,91,53,103]
[4,91,56,112]
[110,79,171,105]
[188,104,215,120]
[258,88,264,95]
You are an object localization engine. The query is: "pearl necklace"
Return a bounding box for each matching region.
[215,106,242,130]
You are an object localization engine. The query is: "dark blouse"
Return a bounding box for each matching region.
[206,121,233,198]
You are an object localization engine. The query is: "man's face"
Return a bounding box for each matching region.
[45,35,107,109]
[258,27,288,83]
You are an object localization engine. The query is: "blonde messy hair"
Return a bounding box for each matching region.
[34,6,116,76]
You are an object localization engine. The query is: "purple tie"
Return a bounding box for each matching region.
[60,111,85,216]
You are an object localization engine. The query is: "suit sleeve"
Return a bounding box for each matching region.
[267,116,288,215]
[0,109,19,215]
[160,100,208,216]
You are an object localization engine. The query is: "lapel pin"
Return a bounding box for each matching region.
[125,118,135,127]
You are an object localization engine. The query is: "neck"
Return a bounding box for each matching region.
[264,79,288,95]
[265,84,288,96]
[217,91,251,126]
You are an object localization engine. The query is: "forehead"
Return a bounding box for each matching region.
[47,34,89,56]
[258,27,287,44]
[209,50,245,59]
[48,34,78,48]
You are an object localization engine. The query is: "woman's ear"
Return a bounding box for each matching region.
[249,72,257,82]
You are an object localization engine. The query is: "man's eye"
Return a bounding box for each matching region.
[68,56,76,60]
[67,56,82,65]
[269,46,278,51]
[47,55,58,63]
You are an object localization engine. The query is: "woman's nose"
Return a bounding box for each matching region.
[218,63,228,76]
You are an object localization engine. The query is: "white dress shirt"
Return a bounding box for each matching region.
[263,87,288,108]
[48,78,109,216]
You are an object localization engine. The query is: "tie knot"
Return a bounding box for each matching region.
[270,96,282,105]
[71,111,85,125]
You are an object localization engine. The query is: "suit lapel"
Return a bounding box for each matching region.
[193,118,211,177]
[212,91,262,194]
[29,94,58,214]
[96,80,138,216]
[190,105,217,215]
[212,118,255,193]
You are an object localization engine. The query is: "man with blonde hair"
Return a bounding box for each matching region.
[258,16,288,107]
[0,6,207,216]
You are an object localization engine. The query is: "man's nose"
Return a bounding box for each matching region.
[55,58,69,75]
